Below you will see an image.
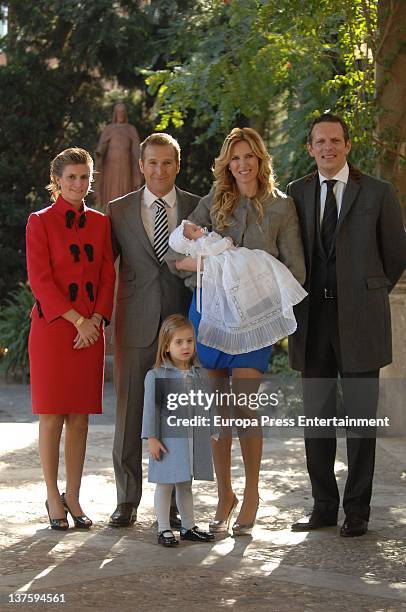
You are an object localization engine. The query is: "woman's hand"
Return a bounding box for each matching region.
[175,257,203,272]
[148,437,168,461]
[73,318,100,349]
[91,313,103,328]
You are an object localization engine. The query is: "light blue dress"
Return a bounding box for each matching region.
[141,361,214,484]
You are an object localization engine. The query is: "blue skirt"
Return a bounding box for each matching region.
[189,289,272,373]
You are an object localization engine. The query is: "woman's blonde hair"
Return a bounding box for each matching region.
[154,314,196,368]
[46,147,94,201]
[211,127,277,231]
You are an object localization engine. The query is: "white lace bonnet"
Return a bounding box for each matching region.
[168,220,199,255]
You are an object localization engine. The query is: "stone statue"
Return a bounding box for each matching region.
[95,103,142,208]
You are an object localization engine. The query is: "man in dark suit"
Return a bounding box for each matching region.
[106,133,200,526]
[287,113,406,536]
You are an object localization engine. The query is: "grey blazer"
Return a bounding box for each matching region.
[141,363,214,483]
[287,168,406,372]
[166,187,306,288]
[107,186,200,348]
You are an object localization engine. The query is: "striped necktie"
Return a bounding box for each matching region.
[321,180,338,254]
[153,198,169,264]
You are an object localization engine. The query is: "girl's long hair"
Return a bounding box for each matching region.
[211,127,277,231]
[154,314,196,368]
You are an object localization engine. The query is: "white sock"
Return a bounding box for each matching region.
[175,481,195,530]
[154,483,173,533]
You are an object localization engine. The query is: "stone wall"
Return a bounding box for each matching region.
[379,273,406,436]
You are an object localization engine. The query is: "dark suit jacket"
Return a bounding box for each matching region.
[106,186,200,348]
[287,167,406,372]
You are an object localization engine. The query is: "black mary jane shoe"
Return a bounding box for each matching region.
[61,493,92,529]
[45,500,69,531]
[180,526,215,542]
[158,530,179,547]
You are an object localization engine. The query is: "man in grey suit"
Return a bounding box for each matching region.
[106,133,200,526]
[287,113,406,536]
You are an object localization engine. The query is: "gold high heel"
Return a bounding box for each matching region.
[232,499,259,537]
[209,495,238,533]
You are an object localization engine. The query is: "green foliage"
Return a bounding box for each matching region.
[146,0,379,186]
[268,340,299,377]
[0,0,384,304]
[0,0,197,301]
[0,283,34,382]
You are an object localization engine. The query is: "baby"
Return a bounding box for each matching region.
[169,220,307,355]
[180,222,234,256]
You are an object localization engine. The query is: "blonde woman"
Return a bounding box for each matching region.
[169,127,305,535]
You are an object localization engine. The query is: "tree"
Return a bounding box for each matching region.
[1,0,403,303]
[146,0,396,189]
[0,0,205,301]
[375,0,406,216]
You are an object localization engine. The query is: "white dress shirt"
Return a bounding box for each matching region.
[318,162,349,225]
[141,186,178,246]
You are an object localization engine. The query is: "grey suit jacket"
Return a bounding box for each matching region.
[107,186,200,348]
[287,167,406,372]
[166,187,306,288]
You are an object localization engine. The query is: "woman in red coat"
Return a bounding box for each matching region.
[26,147,115,530]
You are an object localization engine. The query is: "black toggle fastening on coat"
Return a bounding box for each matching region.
[65,210,76,228]
[85,281,94,302]
[84,244,94,262]
[78,213,86,228]
[69,283,78,301]
[70,244,80,262]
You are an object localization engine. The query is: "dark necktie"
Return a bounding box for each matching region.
[153,198,169,264]
[321,180,338,254]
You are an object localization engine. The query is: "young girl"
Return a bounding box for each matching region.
[169,220,307,355]
[141,314,215,547]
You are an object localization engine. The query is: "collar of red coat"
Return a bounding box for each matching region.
[53,194,88,216]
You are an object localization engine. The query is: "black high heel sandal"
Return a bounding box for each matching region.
[45,500,69,531]
[61,493,92,529]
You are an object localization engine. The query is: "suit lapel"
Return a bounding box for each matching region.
[175,186,191,223]
[303,176,318,255]
[337,175,361,233]
[122,188,158,262]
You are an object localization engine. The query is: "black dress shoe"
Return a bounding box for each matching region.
[340,516,368,537]
[109,503,137,527]
[180,526,215,542]
[158,530,179,547]
[291,511,338,532]
[169,506,182,529]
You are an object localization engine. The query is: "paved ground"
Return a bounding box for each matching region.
[0,383,405,611]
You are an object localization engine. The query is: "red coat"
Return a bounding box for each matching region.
[26,195,116,413]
